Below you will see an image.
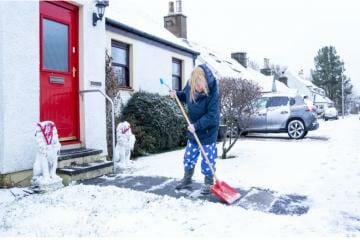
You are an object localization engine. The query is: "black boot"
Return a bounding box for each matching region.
[175,168,195,190]
[200,175,214,195]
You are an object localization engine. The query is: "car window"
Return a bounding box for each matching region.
[255,97,268,109]
[267,96,289,108]
[290,97,296,106]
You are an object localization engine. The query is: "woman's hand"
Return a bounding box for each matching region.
[187,124,196,133]
[169,90,176,98]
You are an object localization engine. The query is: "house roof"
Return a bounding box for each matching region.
[314,94,333,104]
[285,69,318,88]
[106,5,199,56]
[182,40,294,94]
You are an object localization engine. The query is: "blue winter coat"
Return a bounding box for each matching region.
[177,64,220,145]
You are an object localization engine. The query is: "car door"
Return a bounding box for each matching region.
[247,97,268,130]
[266,96,290,130]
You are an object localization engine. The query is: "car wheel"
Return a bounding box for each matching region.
[287,119,306,139]
[324,118,328,121]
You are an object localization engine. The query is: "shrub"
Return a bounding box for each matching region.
[121,91,187,157]
[219,77,262,159]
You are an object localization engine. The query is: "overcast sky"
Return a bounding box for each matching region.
[116,0,360,94]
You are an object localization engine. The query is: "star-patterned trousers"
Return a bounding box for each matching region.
[183,140,217,176]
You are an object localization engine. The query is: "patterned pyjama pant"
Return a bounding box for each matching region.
[183,140,217,176]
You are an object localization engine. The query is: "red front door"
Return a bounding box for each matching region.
[40,1,79,143]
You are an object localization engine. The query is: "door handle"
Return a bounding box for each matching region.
[281,111,288,114]
[72,67,77,78]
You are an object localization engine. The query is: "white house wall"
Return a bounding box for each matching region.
[77,1,107,154]
[106,30,194,109]
[0,2,4,173]
[0,2,39,174]
[0,1,107,174]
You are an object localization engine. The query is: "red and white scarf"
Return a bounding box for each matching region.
[37,121,55,145]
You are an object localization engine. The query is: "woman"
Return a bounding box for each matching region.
[169,64,220,194]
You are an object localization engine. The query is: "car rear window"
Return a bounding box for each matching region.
[267,96,289,107]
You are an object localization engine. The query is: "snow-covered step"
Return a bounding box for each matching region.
[57,160,113,185]
[58,148,105,168]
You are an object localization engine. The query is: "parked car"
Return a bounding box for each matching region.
[315,104,325,118]
[323,104,338,120]
[243,93,319,139]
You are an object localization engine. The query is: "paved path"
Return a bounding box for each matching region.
[82,174,309,216]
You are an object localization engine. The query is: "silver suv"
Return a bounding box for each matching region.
[245,93,319,139]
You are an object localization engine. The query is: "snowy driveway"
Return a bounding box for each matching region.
[1,115,359,238]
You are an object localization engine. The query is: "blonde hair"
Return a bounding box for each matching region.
[189,67,209,102]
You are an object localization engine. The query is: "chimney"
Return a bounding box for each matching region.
[263,58,270,69]
[168,1,174,14]
[231,52,248,68]
[176,0,182,13]
[278,69,288,86]
[164,1,187,39]
[298,69,304,79]
[260,58,272,76]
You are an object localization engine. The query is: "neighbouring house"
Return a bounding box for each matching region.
[105,1,198,112]
[284,69,333,114]
[161,1,292,94]
[181,41,293,94]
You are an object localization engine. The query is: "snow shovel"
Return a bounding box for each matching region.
[160,78,241,204]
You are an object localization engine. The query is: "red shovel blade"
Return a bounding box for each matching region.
[211,180,241,204]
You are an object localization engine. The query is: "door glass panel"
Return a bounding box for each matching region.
[43,19,69,71]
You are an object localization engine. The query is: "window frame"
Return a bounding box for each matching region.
[172,58,182,91]
[111,40,130,88]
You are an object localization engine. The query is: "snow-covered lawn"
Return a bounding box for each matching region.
[1,115,359,238]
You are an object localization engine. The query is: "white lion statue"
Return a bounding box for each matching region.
[114,121,136,171]
[32,121,62,186]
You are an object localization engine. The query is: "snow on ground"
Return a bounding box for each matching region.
[0,190,15,205]
[0,115,359,239]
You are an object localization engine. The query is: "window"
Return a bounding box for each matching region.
[172,58,182,90]
[290,97,296,106]
[267,96,289,108]
[111,40,130,88]
[256,97,269,109]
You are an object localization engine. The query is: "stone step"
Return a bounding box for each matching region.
[58,148,105,168]
[57,160,113,185]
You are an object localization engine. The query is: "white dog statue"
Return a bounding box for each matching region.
[114,121,136,171]
[31,121,63,191]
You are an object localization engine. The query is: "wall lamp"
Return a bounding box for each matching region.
[93,0,109,26]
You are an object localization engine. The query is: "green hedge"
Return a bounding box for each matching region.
[121,91,187,157]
